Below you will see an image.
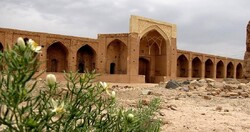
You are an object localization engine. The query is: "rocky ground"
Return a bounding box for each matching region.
[108,78,250,132]
[3,78,250,131]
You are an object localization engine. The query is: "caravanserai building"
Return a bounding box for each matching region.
[0,16,244,83]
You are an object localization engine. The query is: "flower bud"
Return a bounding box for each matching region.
[46,74,56,86]
[127,113,134,123]
[111,91,116,98]
[17,37,26,49]
[127,113,134,118]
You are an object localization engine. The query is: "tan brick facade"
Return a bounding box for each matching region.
[0,16,244,83]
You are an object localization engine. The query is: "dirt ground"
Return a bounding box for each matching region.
[108,82,250,132]
[2,79,250,132]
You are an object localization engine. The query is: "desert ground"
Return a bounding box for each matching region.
[2,78,250,132]
[107,79,250,132]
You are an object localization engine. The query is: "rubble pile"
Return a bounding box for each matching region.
[163,78,250,99]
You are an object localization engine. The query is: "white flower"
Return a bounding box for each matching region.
[46,74,56,86]
[100,81,108,89]
[17,37,26,49]
[27,39,42,53]
[51,99,66,114]
[99,82,116,98]
[111,91,116,98]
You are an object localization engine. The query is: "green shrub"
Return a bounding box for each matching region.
[0,38,161,132]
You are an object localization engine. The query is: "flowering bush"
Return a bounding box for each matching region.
[0,38,161,131]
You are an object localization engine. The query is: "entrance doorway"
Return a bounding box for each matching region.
[139,58,150,83]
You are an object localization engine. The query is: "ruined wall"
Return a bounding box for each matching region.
[244,21,250,78]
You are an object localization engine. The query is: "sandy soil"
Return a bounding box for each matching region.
[108,83,250,132]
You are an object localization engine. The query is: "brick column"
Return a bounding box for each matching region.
[97,35,107,74]
[188,56,192,79]
[213,59,217,79]
[233,61,237,79]
[128,33,139,76]
[170,38,177,79]
[223,62,227,78]
[39,34,47,72]
[201,55,205,79]
[69,39,77,72]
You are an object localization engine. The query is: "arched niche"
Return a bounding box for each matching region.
[47,42,68,72]
[106,39,127,74]
[216,60,224,78]
[205,59,214,78]
[192,57,202,78]
[139,29,167,82]
[77,45,96,73]
[236,63,243,79]
[227,62,234,78]
[177,55,188,77]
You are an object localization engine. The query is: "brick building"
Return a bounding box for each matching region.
[0,16,243,83]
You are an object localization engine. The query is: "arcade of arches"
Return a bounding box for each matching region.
[0,15,244,83]
[176,53,243,80]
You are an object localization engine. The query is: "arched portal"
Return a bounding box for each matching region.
[0,42,3,52]
[77,45,96,73]
[177,55,188,77]
[236,63,243,79]
[106,39,127,74]
[139,58,150,83]
[216,60,224,78]
[47,42,68,72]
[205,59,214,78]
[139,29,167,82]
[192,57,202,78]
[227,62,234,78]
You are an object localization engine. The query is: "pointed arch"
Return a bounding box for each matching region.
[192,57,202,78]
[205,59,214,78]
[227,62,234,78]
[47,42,68,72]
[106,39,127,74]
[139,25,170,45]
[177,54,188,77]
[77,44,96,73]
[236,63,243,79]
[139,29,167,82]
[140,29,167,55]
[216,60,224,78]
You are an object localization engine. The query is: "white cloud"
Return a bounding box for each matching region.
[0,0,249,59]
